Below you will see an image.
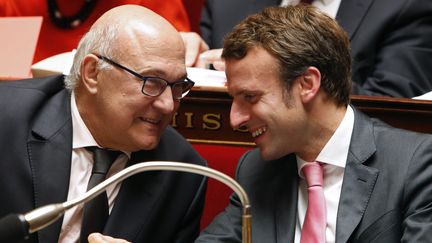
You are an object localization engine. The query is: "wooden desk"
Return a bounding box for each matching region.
[173,89,432,146]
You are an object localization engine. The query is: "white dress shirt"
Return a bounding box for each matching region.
[58,92,129,243]
[295,106,354,243]
[280,0,341,18]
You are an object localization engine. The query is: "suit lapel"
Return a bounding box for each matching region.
[336,0,374,39]
[335,109,379,243]
[27,89,73,243]
[275,154,298,243]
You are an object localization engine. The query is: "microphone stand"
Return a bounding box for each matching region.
[0,161,252,243]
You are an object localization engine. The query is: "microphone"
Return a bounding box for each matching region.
[0,161,252,243]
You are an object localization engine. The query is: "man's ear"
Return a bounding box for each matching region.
[80,54,100,94]
[299,66,321,104]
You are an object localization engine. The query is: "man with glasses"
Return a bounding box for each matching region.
[93,54,195,101]
[0,5,206,243]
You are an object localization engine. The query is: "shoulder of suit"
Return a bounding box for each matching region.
[0,74,65,95]
[237,149,296,178]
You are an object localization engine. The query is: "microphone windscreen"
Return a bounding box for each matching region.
[0,214,29,242]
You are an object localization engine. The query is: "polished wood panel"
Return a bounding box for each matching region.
[172,89,432,146]
[351,95,432,134]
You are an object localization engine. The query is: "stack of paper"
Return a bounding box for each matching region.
[31,50,76,77]
[187,67,227,92]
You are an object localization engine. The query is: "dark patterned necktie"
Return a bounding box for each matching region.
[80,147,121,243]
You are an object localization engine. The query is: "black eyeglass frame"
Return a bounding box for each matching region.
[94,54,195,100]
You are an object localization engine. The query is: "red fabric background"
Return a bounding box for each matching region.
[192,144,252,228]
[0,0,191,63]
[183,0,204,33]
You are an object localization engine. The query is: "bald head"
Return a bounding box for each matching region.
[92,4,180,41]
[65,4,185,90]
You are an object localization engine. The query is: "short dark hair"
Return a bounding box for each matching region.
[222,5,352,106]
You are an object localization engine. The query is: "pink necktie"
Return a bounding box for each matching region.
[300,162,326,243]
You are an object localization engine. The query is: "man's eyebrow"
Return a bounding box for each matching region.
[140,67,187,81]
[230,88,249,97]
[139,67,166,76]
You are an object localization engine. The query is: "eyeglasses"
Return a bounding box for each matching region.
[94,54,195,100]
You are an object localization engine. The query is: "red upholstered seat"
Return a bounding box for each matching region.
[192,144,251,229]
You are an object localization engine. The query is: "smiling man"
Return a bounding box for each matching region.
[0,5,206,243]
[196,5,432,243]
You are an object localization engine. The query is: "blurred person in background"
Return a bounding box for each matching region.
[0,0,191,63]
[182,0,432,98]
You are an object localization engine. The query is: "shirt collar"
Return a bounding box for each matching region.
[71,91,99,149]
[297,106,354,175]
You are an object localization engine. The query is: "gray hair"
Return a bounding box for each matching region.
[64,23,119,91]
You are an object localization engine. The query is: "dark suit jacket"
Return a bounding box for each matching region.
[196,108,432,242]
[0,75,207,243]
[200,0,432,97]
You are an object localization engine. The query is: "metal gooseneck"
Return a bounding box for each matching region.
[22,161,252,243]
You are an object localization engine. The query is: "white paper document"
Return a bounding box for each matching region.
[31,50,76,77]
[413,91,432,101]
[187,67,227,91]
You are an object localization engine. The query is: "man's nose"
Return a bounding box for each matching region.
[230,101,249,129]
[153,87,175,114]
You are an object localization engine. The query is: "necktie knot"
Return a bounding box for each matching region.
[302,162,323,188]
[87,147,121,177]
